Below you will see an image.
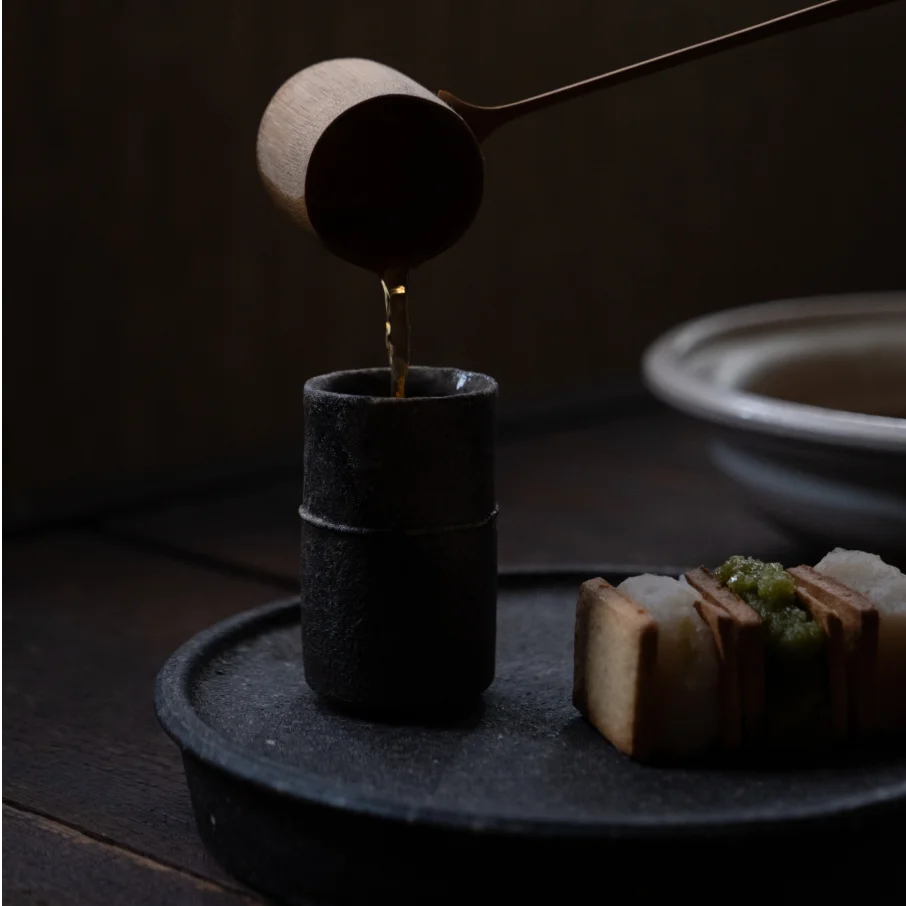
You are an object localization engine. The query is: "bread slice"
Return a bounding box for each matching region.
[795,587,848,739]
[684,567,764,743]
[788,565,880,735]
[573,578,658,759]
[691,596,742,750]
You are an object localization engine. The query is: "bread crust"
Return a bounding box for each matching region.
[573,578,658,759]
[684,567,764,743]
[795,587,848,739]
[692,596,742,749]
[788,565,880,734]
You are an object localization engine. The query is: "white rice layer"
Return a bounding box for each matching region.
[815,547,906,614]
[814,548,906,731]
[814,548,906,614]
[617,574,719,756]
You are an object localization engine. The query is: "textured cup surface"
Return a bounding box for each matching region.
[301,367,498,716]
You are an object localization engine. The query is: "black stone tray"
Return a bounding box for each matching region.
[156,569,906,904]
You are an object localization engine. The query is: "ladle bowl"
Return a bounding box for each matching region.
[257,59,484,273]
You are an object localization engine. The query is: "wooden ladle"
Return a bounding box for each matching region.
[257,0,897,272]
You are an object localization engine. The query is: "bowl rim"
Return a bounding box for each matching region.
[641,292,906,453]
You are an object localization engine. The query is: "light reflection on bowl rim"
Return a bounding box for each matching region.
[642,293,906,453]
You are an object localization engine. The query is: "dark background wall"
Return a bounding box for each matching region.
[5,0,905,523]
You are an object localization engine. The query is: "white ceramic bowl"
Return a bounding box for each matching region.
[642,292,906,559]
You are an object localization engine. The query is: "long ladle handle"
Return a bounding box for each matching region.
[439,0,899,142]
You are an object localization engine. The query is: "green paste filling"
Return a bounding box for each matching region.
[715,555,829,744]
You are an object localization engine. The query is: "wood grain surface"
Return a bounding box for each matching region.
[3,535,284,893]
[2,805,266,906]
[102,407,810,582]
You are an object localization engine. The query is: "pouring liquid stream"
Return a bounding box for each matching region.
[382,267,410,398]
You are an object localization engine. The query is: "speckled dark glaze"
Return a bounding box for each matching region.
[155,572,906,904]
[300,366,498,717]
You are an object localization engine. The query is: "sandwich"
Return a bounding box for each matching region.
[574,549,904,760]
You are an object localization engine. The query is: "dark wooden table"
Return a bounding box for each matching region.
[4,399,815,905]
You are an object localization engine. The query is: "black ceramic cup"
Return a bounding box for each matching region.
[300,366,498,718]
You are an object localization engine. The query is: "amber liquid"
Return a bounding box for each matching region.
[381,266,410,398]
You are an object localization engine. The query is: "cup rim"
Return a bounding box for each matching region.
[304,366,498,403]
